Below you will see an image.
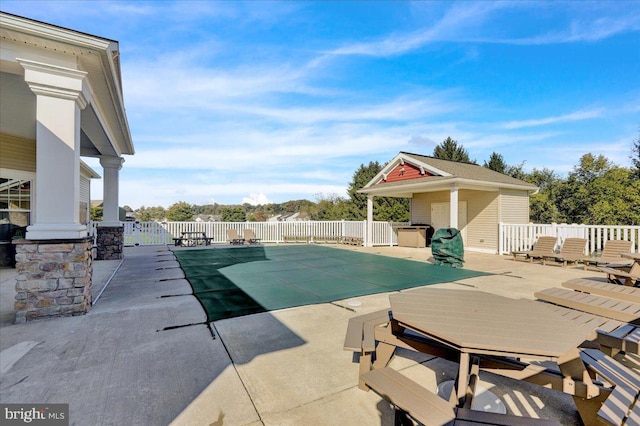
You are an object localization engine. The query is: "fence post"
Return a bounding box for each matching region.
[498,222,504,255]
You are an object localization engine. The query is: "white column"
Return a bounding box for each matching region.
[99,156,124,226]
[450,187,459,230]
[366,195,374,247]
[19,59,88,240]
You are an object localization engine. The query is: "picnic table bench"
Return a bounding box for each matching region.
[173,231,213,247]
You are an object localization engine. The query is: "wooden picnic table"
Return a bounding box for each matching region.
[388,288,596,402]
[173,231,212,247]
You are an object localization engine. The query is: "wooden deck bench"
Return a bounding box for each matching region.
[361,367,560,426]
[343,309,393,389]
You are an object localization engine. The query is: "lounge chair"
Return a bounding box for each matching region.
[582,240,633,271]
[542,238,587,267]
[511,236,557,263]
[599,267,640,287]
[534,287,640,323]
[226,229,245,245]
[535,279,640,356]
[243,229,261,244]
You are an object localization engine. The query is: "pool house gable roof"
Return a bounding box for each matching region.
[360,151,537,197]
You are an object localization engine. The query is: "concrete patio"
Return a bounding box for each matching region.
[0,244,604,425]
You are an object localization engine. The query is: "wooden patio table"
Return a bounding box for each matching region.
[389,288,597,403]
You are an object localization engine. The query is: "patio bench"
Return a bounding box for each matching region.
[342,237,363,246]
[312,235,341,244]
[361,367,560,426]
[283,235,309,244]
[343,309,393,390]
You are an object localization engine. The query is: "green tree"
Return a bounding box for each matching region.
[136,205,166,221]
[631,129,640,180]
[346,162,410,221]
[166,201,194,222]
[90,206,103,221]
[527,167,562,223]
[483,152,508,174]
[555,153,639,225]
[505,161,528,181]
[346,161,383,219]
[220,207,246,222]
[433,137,474,163]
[588,167,640,225]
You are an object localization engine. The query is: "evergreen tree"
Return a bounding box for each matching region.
[483,152,508,174]
[433,137,474,163]
[346,162,409,221]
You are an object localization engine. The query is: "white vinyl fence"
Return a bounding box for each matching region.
[89,220,406,247]
[499,223,640,255]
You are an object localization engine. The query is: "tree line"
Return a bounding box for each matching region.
[94,134,640,226]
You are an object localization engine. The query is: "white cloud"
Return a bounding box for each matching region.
[242,193,272,206]
[500,109,604,130]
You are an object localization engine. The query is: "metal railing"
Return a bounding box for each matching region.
[499,223,640,255]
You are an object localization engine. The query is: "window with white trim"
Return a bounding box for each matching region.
[0,177,31,228]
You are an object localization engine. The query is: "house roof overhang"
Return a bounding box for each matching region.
[359,152,538,198]
[0,12,134,157]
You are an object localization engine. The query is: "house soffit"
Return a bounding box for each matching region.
[0,12,134,157]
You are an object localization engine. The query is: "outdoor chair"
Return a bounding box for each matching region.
[361,367,560,426]
[243,229,261,244]
[582,240,633,271]
[542,238,587,267]
[511,236,557,263]
[226,229,245,245]
[579,348,640,425]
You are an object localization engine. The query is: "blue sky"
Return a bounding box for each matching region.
[3,1,639,209]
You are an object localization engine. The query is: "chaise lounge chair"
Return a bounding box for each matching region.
[511,236,557,263]
[243,229,261,245]
[226,229,245,245]
[582,240,633,271]
[542,238,587,267]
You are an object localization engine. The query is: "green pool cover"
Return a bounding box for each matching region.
[174,245,490,322]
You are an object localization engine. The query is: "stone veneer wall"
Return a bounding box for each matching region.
[96,226,124,260]
[14,237,93,323]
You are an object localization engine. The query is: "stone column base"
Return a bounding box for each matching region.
[96,226,124,260]
[14,237,93,323]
